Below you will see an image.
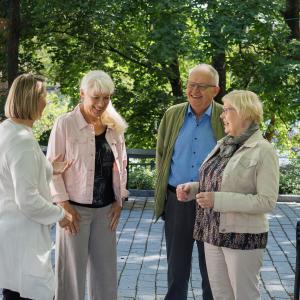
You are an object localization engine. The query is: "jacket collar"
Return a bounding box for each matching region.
[217,129,264,148]
[204,130,264,165]
[72,104,89,131]
[242,130,264,148]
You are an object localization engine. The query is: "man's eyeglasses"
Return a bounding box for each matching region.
[186,81,216,91]
[222,107,235,114]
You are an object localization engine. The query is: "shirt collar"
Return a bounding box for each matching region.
[74,104,90,130]
[187,103,212,118]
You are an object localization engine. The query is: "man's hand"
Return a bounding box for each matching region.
[176,183,191,202]
[58,201,81,234]
[108,201,122,231]
[196,192,214,209]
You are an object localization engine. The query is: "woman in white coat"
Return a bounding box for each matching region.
[0,74,73,300]
[177,90,279,300]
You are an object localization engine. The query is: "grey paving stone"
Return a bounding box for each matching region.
[3,199,298,300]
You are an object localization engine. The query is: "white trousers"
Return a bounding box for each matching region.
[55,204,117,300]
[204,242,264,300]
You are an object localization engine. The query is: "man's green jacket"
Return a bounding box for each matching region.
[154,101,225,220]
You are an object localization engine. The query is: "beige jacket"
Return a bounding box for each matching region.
[186,130,279,234]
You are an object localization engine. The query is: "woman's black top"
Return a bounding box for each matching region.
[70,131,115,208]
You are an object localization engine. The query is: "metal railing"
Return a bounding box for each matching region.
[41,146,156,192]
[127,148,156,171]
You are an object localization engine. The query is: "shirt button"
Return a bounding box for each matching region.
[193,152,196,154]
[194,137,197,140]
[221,228,226,233]
[192,165,194,168]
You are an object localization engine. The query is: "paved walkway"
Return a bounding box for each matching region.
[1,198,299,299]
[114,197,298,300]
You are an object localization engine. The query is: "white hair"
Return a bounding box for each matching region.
[189,63,219,86]
[80,70,115,94]
[80,70,127,133]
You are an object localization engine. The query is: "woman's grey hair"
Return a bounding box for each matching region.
[80,70,115,95]
[189,63,219,86]
[80,70,128,133]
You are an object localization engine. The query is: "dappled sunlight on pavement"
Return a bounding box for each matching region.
[1,198,297,300]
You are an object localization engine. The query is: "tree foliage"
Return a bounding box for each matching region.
[1,0,299,155]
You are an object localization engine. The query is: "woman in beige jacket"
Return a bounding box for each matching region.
[177,90,279,300]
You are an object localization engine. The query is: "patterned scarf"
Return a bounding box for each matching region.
[219,123,259,158]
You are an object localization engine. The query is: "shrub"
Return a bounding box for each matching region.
[279,158,300,194]
[128,167,156,190]
[33,92,69,145]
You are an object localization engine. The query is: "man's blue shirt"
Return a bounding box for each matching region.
[168,103,217,187]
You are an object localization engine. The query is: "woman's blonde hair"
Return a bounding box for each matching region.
[80,70,127,134]
[5,73,46,120]
[222,90,263,124]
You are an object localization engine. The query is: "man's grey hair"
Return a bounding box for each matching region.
[189,63,219,86]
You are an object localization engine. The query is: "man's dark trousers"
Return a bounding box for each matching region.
[164,187,213,300]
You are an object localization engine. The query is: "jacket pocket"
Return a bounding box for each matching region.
[221,212,267,234]
[238,158,258,168]
[233,158,258,191]
[66,137,89,158]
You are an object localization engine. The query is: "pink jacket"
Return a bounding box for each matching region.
[47,105,128,206]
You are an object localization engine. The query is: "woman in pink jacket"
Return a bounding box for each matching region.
[47,70,128,300]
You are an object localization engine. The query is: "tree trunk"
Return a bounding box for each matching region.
[284,0,300,40]
[212,51,226,104]
[0,1,9,117]
[167,56,183,103]
[7,0,20,87]
[264,114,276,142]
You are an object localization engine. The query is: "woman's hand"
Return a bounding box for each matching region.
[176,183,191,202]
[196,192,214,209]
[108,201,122,231]
[50,154,74,175]
[59,210,74,229]
[58,201,81,234]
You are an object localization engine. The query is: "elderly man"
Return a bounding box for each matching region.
[155,64,225,300]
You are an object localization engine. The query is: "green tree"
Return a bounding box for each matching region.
[2,0,299,156]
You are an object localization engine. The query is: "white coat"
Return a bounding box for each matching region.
[0,119,64,300]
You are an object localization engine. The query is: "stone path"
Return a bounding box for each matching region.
[1,198,299,299]
[115,198,299,300]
